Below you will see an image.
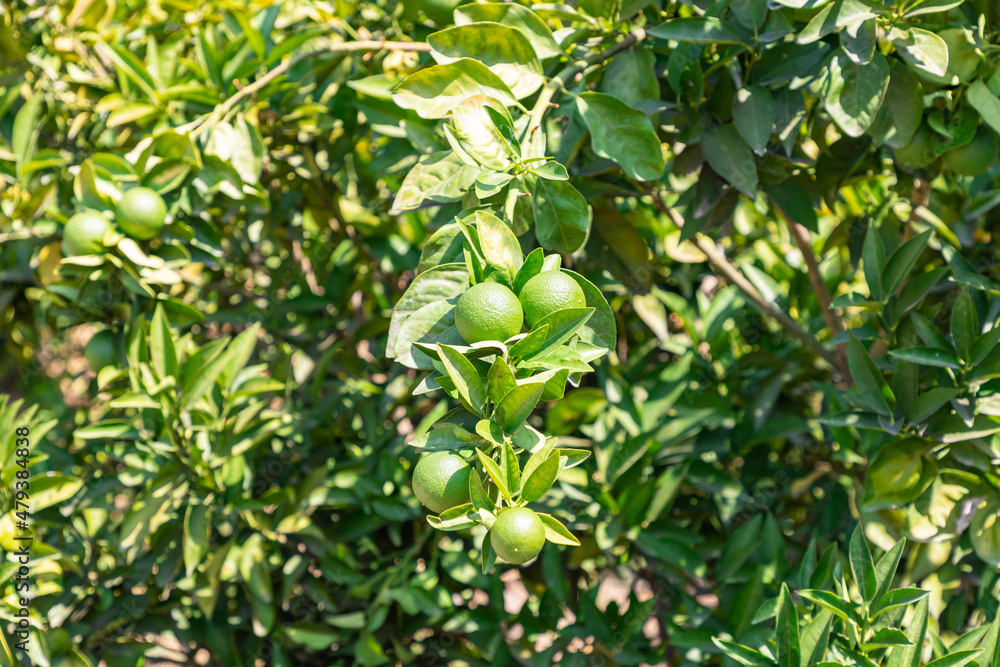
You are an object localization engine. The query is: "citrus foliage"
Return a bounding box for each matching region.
[1,0,1000,664]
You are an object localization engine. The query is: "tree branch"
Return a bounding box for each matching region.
[523,29,647,141]
[176,40,430,136]
[651,191,846,374]
[778,211,847,371]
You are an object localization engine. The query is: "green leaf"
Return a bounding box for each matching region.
[437,344,487,415]
[864,628,912,649]
[799,611,833,667]
[184,505,210,576]
[907,387,961,423]
[889,27,949,78]
[427,503,480,531]
[871,587,930,620]
[797,589,859,627]
[487,357,518,404]
[796,0,879,44]
[733,85,775,157]
[924,651,983,667]
[493,382,545,433]
[391,151,483,213]
[841,19,876,65]
[12,93,42,180]
[825,52,889,138]
[903,0,965,16]
[718,514,764,581]
[730,0,768,29]
[848,332,895,416]
[888,347,960,369]
[501,441,520,495]
[563,270,617,348]
[968,80,1000,137]
[776,583,801,667]
[475,210,522,281]
[481,530,498,573]
[388,263,470,358]
[952,288,977,361]
[448,97,518,172]
[886,596,929,667]
[873,539,905,604]
[513,247,545,295]
[712,638,777,667]
[507,326,549,359]
[882,230,931,296]
[525,307,594,360]
[532,178,591,254]
[764,179,818,233]
[454,2,562,60]
[849,524,878,604]
[976,613,1000,667]
[536,513,580,546]
[701,124,758,199]
[27,474,83,512]
[105,41,161,101]
[476,449,512,502]
[972,323,1000,366]
[469,470,494,512]
[217,324,260,392]
[574,92,665,182]
[520,452,559,501]
[150,304,179,382]
[648,17,745,44]
[869,60,924,148]
[428,23,544,99]
[599,47,659,107]
[392,59,519,119]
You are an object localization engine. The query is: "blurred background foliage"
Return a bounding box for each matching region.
[1,0,1000,665]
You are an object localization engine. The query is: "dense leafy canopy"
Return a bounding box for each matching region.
[2,0,1000,664]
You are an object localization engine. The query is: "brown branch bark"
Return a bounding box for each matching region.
[778,211,848,372]
[651,191,846,374]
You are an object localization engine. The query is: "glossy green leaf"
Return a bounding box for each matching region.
[574,92,665,182]
[392,59,519,119]
[533,178,591,254]
[701,124,758,199]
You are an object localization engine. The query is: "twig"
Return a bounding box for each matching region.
[778,211,848,372]
[651,191,845,373]
[175,40,430,136]
[292,240,324,296]
[523,29,647,141]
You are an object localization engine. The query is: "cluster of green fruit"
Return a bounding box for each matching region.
[454,270,585,345]
[61,187,167,257]
[388,210,616,568]
[409,271,589,565]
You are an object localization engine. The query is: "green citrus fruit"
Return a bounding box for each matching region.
[917,28,980,86]
[421,0,462,24]
[84,330,117,372]
[491,507,545,564]
[455,282,524,344]
[864,438,936,510]
[412,451,471,514]
[518,271,587,328]
[62,212,113,256]
[944,126,999,176]
[116,187,167,240]
[894,123,940,170]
